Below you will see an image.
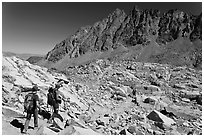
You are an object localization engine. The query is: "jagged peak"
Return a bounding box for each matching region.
[130,5,141,17]
[133,5,140,12]
[114,8,125,15]
[107,8,126,18]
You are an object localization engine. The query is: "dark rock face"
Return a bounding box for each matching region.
[26,56,44,64]
[190,13,202,41]
[45,39,70,62]
[44,6,202,69]
[156,10,201,44]
[122,7,160,46]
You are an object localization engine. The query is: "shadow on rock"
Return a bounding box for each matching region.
[15,116,27,119]
[10,119,34,133]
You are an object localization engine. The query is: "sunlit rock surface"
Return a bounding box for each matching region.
[2,56,202,135]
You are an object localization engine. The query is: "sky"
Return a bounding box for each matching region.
[2,2,202,55]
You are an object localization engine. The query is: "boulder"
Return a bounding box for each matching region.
[2,81,13,91]
[119,129,132,135]
[58,126,76,135]
[182,98,190,103]
[78,113,91,123]
[36,125,57,135]
[18,95,24,103]
[183,122,190,127]
[196,95,202,105]
[131,114,141,121]
[143,97,157,105]
[147,128,154,134]
[109,121,119,129]
[135,130,145,135]
[53,117,64,130]
[144,85,161,92]
[65,118,76,127]
[2,106,24,118]
[127,126,136,134]
[95,119,105,126]
[99,117,109,125]
[153,130,162,135]
[59,111,71,121]
[119,129,126,135]
[48,126,61,132]
[73,126,101,135]
[173,84,186,89]
[2,89,11,104]
[147,110,176,127]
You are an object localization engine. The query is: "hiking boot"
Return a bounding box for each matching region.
[47,119,53,124]
[34,126,38,130]
[21,130,29,135]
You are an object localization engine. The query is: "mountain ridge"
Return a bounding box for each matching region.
[3,51,44,60]
[39,6,202,70]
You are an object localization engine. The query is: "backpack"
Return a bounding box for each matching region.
[56,94,62,104]
[24,93,34,113]
[47,87,62,106]
[47,87,55,106]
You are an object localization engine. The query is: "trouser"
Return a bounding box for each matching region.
[23,109,38,132]
[53,104,59,114]
[49,104,59,122]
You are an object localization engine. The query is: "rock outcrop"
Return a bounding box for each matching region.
[147,110,176,127]
[26,56,44,64]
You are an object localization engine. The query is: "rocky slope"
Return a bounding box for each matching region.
[2,56,202,135]
[40,6,202,70]
[26,56,44,64]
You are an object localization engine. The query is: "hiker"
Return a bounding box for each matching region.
[22,85,41,134]
[47,82,64,123]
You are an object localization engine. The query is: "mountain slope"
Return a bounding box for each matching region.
[39,6,201,71]
[149,38,202,69]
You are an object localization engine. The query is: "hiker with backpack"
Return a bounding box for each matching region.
[22,85,41,134]
[47,82,64,123]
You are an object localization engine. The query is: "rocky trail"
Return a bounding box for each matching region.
[2,56,202,135]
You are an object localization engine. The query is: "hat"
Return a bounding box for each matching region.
[32,85,39,91]
[56,81,63,88]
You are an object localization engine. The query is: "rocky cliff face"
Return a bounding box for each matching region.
[44,6,201,70]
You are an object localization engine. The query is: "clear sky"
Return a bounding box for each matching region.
[2,2,202,55]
